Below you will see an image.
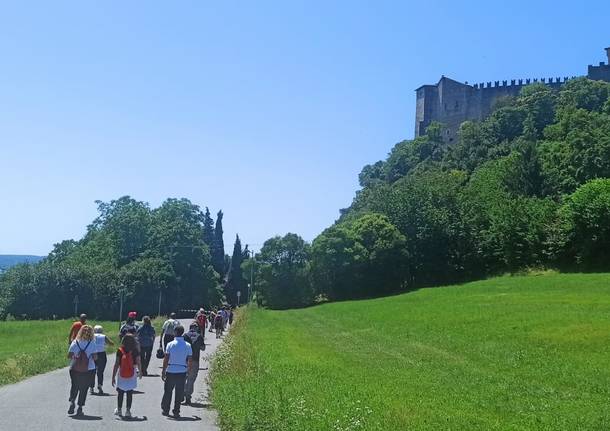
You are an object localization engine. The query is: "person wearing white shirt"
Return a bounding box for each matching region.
[67,325,97,417]
[161,325,192,417]
[90,325,114,395]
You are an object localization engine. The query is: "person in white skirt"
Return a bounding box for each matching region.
[111,333,142,418]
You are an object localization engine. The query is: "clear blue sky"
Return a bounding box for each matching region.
[0,1,608,255]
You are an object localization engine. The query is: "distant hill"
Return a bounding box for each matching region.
[0,255,44,270]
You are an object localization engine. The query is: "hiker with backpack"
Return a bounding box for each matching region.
[136,315,156,376]
[161,312,179,351]
[208,309,216,333]
[195,309,207,334]
[183,322,205,405]
[221,307,229,330]
[214,311,224,338]
[67,325,97,416]
[119,311,139,341]
[111,333,142,418]
[90,325,115,395]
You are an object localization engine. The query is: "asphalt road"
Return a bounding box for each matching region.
[0,319,224,431]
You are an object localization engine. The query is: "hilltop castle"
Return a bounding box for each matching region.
[415,47,610,142]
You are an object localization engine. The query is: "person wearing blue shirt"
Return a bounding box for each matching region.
[161,325,192,417]
[136,316,156,376]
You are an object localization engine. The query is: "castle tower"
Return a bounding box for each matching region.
[415,47,610,142]
[587,47,610,82]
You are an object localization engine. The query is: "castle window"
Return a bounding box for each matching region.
[454,101,459,109]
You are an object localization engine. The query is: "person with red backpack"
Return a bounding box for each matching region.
[195,308,207,334]
[67,325,97,416]
[111,334,142,418]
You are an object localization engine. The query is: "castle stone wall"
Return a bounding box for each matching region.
[588,48,610,81]
[414,48,610,142]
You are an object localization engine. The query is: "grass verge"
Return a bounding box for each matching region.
[210,273,610,430]
[0,319,117,386]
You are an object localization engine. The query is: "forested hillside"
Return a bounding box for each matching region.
[0,255,43,270]
[254,78,610,308]
[0,197,236,319]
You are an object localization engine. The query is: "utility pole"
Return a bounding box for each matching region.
[158,280,166,317]
[118,283,125,332]
[248,249,254,303]
[158,289,162,317]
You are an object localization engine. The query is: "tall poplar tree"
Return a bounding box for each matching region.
[225,234,246,305]
[203,207,215,249]
[212,210,226,278]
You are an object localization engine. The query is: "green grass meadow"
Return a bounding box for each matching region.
[0,317,167,387]
[211,273,610,430]
[0,319,120,386]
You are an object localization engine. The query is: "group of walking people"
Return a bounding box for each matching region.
[207,306,233,339]
[66,307,232,419]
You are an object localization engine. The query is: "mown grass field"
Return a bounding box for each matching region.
[211,273,610,430]
[0,317,164,386]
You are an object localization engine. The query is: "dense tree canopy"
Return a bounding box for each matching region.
[0,196,229,319]
[5,78,610,314]
[253,77,610,309]
[311,213,408,300]
[253,233,312,309]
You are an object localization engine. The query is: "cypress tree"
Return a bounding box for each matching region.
[212,210,225,277]
[225,234,245,305]
[203,207,214,249]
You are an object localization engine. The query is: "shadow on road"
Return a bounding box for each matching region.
[168,415,201,422]
[117,416,148,422]
[70,415,103,421]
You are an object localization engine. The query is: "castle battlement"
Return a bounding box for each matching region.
[414,48,610,142]
[471,76,575,89]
